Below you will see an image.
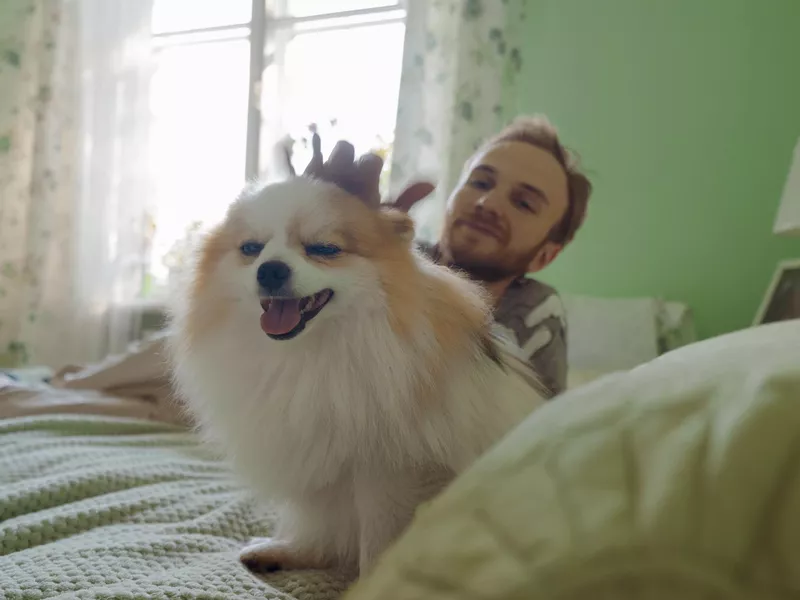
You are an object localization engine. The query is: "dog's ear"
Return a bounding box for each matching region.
[381,209,415,242]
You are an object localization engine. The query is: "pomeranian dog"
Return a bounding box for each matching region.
[168,149,546,577]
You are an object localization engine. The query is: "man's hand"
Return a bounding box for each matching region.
[302,132,435,213]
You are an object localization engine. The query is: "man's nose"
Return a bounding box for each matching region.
[476,190,503,213]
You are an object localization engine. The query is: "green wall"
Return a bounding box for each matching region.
[511,0,800,339]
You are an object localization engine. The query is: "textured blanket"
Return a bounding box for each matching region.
[0,415,350,600]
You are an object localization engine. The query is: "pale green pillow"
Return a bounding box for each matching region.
[347,320,800,600]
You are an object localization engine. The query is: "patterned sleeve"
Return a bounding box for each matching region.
[526,316,567,396]
[494,291,569,398]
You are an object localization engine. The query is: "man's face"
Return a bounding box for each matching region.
[440,141,569,282]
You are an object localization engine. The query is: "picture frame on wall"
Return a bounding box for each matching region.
[753,258,800,325]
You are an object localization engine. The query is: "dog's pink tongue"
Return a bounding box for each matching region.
[260,299,302,336]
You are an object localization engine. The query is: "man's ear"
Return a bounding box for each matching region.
[381,209,415,242]
[527,241,562,273]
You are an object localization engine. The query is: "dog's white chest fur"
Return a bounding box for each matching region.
[173,305,540,574]
[176,307,508,490]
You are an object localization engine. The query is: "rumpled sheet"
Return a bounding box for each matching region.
[0,332,189,426]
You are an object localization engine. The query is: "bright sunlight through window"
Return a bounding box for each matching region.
[144,0,406,299]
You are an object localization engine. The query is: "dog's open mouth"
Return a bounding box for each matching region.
[259,289,334,340]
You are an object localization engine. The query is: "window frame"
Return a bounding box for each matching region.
[150,0,407,182]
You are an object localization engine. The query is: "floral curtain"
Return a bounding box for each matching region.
[389,0,529,240]
[0,0,154,369]
[0,0,79,368]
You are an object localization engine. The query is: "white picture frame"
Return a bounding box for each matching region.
[753,258,800,326]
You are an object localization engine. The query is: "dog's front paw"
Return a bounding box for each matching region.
[239,537,327,572]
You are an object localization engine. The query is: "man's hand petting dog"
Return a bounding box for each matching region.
[303,132,435,213]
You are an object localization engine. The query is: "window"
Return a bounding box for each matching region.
[144,0,406,298]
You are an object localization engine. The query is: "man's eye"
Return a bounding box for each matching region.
[469,178,493,190]
[305,243,342,258]
[516,197,539,213]
[240,241,264,256]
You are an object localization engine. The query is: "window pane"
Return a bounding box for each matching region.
[261,21,405,189]
[147,40,250,296]
[276,0,399,18]
[152,0,251,34]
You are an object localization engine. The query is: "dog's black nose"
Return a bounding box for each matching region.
[257,260,292,292]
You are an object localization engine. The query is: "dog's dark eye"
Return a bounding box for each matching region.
[240,241,264,257]
[305,243,341,258]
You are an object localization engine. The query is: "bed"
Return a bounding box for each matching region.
[0,294,701,599]
[5,319,798,600]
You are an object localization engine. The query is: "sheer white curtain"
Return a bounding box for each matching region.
[389,0,529,241]
[0,0,154,368]
[74,0,154,362]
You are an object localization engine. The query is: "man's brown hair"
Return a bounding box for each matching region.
[485,115,592,245]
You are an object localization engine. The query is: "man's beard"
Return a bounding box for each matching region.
[448,242,544,283]
[450,258,522,283]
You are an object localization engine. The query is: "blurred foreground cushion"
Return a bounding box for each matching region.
[347,320,800,600]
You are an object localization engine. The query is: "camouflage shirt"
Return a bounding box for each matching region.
[417,242,568,397]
